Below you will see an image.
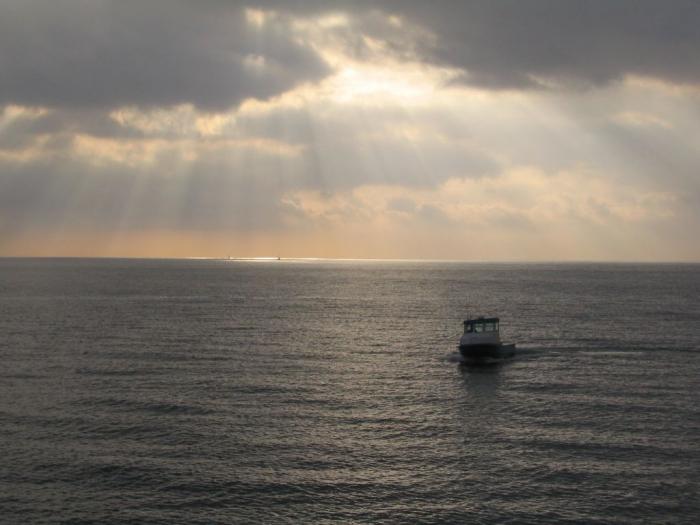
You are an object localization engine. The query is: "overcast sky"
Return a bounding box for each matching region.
[1,0,699,260]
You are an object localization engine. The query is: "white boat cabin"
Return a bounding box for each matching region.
[461,317,502,346]
[464,317,500,334]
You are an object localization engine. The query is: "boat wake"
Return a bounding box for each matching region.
[446,345,548,366]
[446,351,465,364]
[445,350,510,366]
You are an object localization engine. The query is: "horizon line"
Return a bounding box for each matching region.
[1,255,699,264]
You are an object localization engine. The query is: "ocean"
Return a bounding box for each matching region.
[1,258,698,524]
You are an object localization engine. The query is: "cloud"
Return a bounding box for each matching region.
[398,0,700,89]
[2,72,699,247]
[4,1,699,116]
[276,164,692,260]
[2,1,700,260]
[0,0,329,111]
[0,98,498,238]
[274,0,700,90]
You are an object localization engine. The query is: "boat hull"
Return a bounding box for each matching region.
[459,343,516,362]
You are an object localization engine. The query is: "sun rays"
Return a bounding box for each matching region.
[1,3,700,260]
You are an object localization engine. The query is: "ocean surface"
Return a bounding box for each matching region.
[1,258,699,524]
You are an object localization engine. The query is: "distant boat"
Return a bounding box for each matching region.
[459,316,516,363]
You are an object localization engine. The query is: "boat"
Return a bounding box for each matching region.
[459,316,516,363]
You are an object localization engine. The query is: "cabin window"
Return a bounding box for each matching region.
[465,324,473,333]
[484,322,494,332]
[474,323,484,333]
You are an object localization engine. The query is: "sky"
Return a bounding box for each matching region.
[1,0,700,261]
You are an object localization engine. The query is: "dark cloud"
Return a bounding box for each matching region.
[392,0,700,89]
[3,1,699,115]
[0,0,329,111]
[273,0,700,90]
